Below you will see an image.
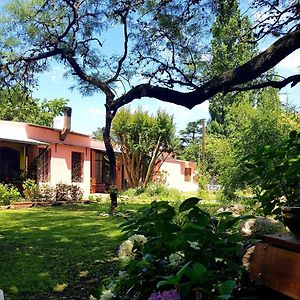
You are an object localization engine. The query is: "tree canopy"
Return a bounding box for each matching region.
[0,0,299,107]
[0,88,68,127]
[0,0,299,190]
[112,107,176,188]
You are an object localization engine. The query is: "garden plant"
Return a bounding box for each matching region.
[98,198,252,300]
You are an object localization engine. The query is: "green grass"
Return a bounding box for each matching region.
[0,196,224,299]
[0,203,129,300]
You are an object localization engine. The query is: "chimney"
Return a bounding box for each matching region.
[59,106,72,141]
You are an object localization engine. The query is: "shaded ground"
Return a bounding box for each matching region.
[0,203,131,300]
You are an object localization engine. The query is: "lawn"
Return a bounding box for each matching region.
[0,194,222,300]
[0,203,131,300]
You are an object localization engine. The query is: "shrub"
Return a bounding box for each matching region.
[98,198,252,300]
[54,183,83,203]
[122,184,181,201]
[244,130,300,217]
[22,179,38,201]
[144,183,181,200]
[38,184,55,202]
[0,183,22,205]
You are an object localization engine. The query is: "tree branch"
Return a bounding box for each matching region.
[225,74,300,93]
[112,28,300,110]
[105,10,129,85]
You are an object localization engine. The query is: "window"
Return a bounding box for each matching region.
[72,152,83,182]
[184,167,191,182]
[38,148,51,183]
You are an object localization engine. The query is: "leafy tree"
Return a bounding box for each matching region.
[112,108,176,188]
[0,88,68,127]
[92,127,104,141]
[178,120,202,162]
[217,94,300,197]
[0,0,299,207]
[208,0,258,135]
[243,131,300,217]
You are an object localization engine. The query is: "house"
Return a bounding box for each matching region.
[155,156,199,192]
[0,108,198,195]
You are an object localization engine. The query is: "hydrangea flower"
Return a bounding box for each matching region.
[169,251,185,267]
[128,234,147,245]
[100,289,114,300]
[148,289,181,300]
[118,240,133,259]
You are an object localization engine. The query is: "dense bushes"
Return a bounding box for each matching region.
[122,183,182,201]
[0,181,83,205]
[98,198,251,300]
[0,183,21,205]
[38,183,83,203]
[244,130,300,217]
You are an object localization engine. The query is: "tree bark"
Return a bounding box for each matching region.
[103,104,117,208]
[143,136,161,187]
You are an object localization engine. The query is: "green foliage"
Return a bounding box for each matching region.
[54,183,83,203]
[243,131,300,217]
[122,183,182,201]
[112,107,176,188]
[205,94,300,198]
[22,178,37,200]
[223,97,299,195]
[92,127,104,141]
[177,120,202,162]
[0,183,21,205]
[0,88,68,127]
[101,198,250,299]
[208,0,257,132]
[37,184,55,202]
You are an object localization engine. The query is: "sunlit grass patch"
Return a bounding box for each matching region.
[0,203,125,299]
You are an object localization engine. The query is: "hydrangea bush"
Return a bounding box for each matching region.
[98,198,251,300]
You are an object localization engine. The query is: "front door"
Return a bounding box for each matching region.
[0,147,20,182]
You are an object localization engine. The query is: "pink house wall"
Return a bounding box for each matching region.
[159,159,199,192]
[49,144,91,195]
[26,125,92,195]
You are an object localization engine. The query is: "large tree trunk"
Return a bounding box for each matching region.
[103,104,117,209]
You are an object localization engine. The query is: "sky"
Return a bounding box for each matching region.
[32,48,300,136]
[29,1,300,136]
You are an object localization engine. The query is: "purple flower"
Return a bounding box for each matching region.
[148,289,181,300]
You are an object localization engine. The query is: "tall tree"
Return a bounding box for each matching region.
[178,120,202,162]
[0,88,68,127]
[112,108,176,188]
[92,127,104,141]
[216,93,300,196]
[208,0,257,135]
[0,0,299,207]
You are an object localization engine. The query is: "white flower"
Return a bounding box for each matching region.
[100,289,114,300]
[169,251,185,267]
[90,295,97,300]
[128,234,147,245]
[118,240,133,259]
[188,241,200,250]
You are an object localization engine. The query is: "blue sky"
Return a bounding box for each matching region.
[33,48,300,135]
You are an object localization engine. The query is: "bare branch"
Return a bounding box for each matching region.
[105,10,129,85]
